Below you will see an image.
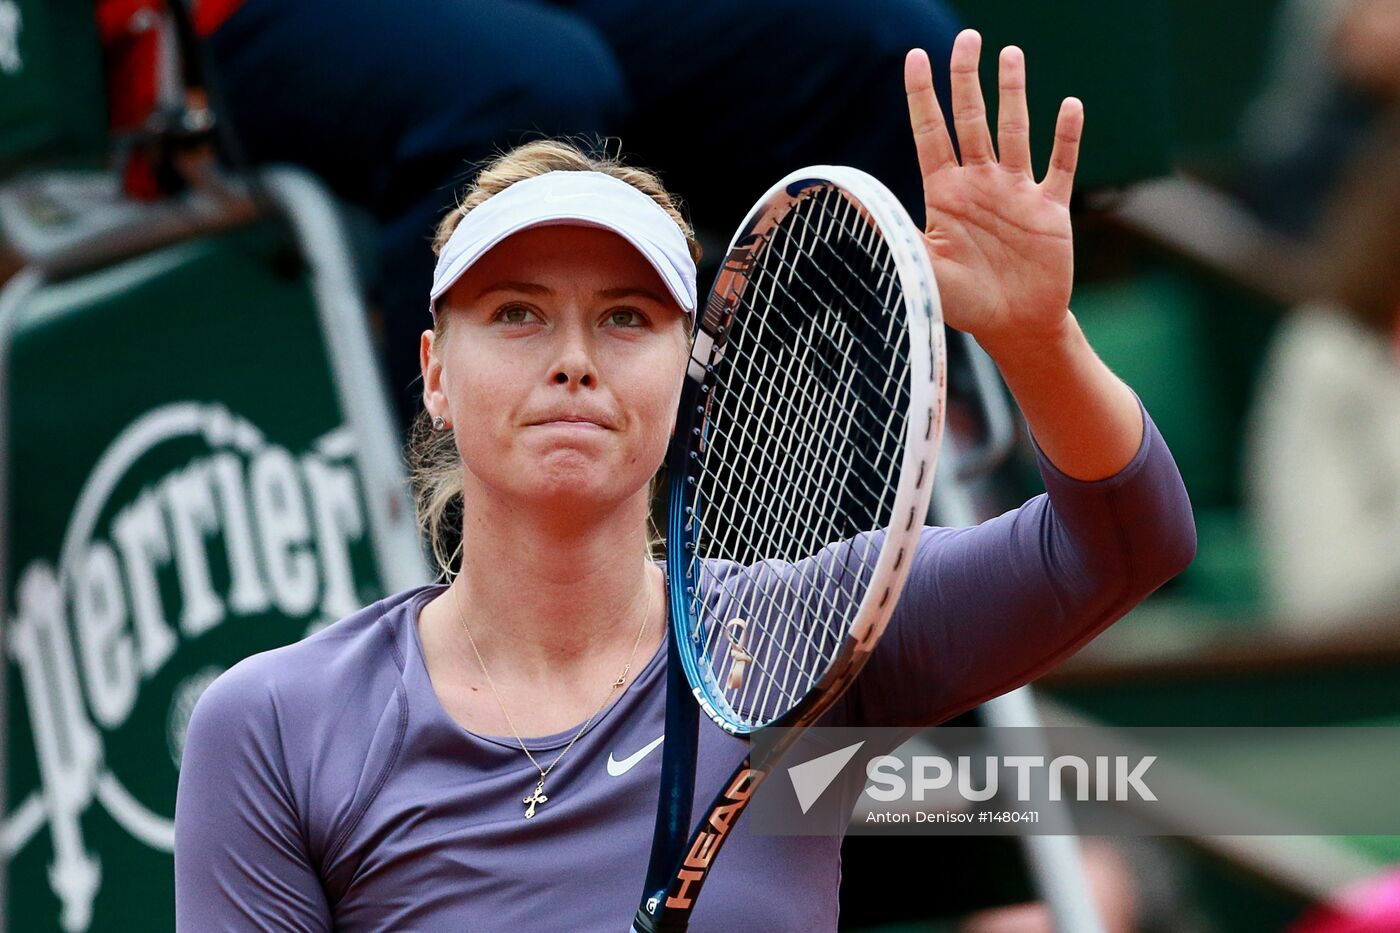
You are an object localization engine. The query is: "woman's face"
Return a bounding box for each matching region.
[421,224,691,519]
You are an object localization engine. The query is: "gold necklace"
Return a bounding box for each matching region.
[449,574,654,819]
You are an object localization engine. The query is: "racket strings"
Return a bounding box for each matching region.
[737,192,910,713]
[706,192,907,556]
[704,189,904,707]
[726,190,911,558]
[726,231,911,496]
[694,260,897,682]
[698,192,882,677]
[688,239,865,709]
[685,183,914,727]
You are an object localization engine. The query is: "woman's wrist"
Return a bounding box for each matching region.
[977,310,1146,482]
[971,308,1077,367]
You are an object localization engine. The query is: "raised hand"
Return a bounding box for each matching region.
[904,30,1083,353]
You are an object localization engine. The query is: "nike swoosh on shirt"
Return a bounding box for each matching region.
[607,735,664,776]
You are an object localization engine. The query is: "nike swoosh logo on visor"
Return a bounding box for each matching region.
[607,735,664,776]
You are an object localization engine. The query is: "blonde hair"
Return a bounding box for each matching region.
[408,136,701,580]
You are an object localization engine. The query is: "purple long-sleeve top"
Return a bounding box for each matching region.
[174,389,1195,931]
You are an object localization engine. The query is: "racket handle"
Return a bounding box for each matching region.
[630,909,689,933]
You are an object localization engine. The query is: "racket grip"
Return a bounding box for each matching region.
[630,909,689,933]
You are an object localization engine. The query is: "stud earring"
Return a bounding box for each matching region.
[432,415,447,432]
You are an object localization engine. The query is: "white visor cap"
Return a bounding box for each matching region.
[428,170,697,320]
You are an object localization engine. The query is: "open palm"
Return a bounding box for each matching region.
[905,31,1083,350]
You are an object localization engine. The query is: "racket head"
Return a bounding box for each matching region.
[665,165,947,737]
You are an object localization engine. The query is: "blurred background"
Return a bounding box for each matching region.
[1,0,1398,930]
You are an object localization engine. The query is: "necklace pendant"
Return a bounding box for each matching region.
[523,778,549,819]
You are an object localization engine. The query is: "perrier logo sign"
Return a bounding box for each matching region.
[5,401,379,931]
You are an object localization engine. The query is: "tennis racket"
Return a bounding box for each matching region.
[632,165,947,932]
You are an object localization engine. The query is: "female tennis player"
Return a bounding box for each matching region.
[175,30,1195,931]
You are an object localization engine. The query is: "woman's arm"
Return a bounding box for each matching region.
[174,663,332,932]
[795,33,1194,726]
[903,30,1144,484]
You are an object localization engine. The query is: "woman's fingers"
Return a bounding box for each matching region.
[949,29,994,164]
[996,46,1032,177]
[916,30,1082,201]
[1042,97,1084,205]
[905,48,956,178]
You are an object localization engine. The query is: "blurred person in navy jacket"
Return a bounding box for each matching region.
[175,0,961,429]
[1235,0,1400,236]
